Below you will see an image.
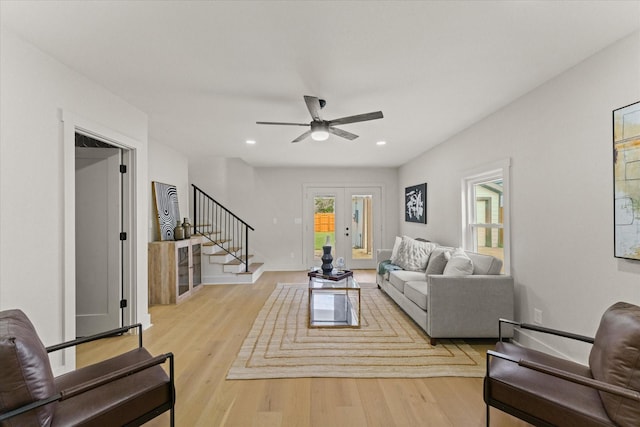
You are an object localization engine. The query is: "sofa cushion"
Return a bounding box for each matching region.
[388,270,426,293]
[467,251,503,275]
[391,236,437,271]
[443,248,474,276]
[425,248,450,276]
[588,301,640,427]
[0,309,56,427]
[404,281,429,310]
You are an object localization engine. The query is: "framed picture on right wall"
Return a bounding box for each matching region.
[613,100,640,260]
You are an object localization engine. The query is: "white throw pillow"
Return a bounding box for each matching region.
[392,236,437,271]
[442,248,474,276]
[390,236,402,263]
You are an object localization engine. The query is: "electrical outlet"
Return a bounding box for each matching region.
[534,308,542,324]
[290,252,295,259]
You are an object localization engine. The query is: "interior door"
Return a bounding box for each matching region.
[75,146,121,336]
[305,186,381,270]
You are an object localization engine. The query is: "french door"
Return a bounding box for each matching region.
[304,186,381,270]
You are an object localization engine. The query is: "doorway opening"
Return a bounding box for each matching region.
[75,133,131,336]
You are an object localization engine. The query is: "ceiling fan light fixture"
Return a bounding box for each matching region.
[311,130,329,141]
[310,121,329,141]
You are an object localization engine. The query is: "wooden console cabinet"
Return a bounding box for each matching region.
[148,236,202,304]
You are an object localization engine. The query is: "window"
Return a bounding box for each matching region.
[462,159,511,274]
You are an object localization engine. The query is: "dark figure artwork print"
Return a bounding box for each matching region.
[405,183,426,223]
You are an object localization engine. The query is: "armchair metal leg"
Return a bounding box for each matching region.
[486,404,490,426]
[169,353,176,427]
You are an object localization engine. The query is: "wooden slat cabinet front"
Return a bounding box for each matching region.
[148,236,203,304]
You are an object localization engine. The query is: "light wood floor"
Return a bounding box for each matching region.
[77,270,530,427]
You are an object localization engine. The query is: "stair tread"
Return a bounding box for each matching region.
[203,239,232,247]
[224,254,254,265]
[237,262,264,275]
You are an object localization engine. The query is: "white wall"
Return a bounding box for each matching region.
[0,28,150,371]
[399,31,640,363]
[148,140,190,241]
[189,159,399,270]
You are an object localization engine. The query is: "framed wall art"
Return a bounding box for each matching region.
[613,101,640,260]
[152,181,181,241]
[405,183,427,224]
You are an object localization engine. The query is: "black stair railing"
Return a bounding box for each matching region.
[192,184,254,273]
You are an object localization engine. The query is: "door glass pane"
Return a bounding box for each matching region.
[351,195,373,260]
[177,246,189,296]
[192,243,201,288]
[473,179,504,269]
[314,196,335,261]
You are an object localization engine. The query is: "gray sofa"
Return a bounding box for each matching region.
[376,247,514,345]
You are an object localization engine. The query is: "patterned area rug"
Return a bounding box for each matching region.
[227,283,486,379]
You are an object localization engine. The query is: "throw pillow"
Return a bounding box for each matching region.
[425,248,450,276]
[390,236,402,264]
[442,248,474,276]
[392,236,437,271]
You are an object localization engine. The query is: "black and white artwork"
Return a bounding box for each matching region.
[405,183,426,224]
[152,181,181,240]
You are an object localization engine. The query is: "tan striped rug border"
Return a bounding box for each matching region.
[227,282,486,379]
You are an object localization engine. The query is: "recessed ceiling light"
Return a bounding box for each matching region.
[246,140,256,145]
[376,141,387,146]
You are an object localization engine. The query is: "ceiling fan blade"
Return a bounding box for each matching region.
[303,95,322,121]
[328,126,358,140]
[256,121,309,126]
[292,130,312,143]
[328,111,383,126]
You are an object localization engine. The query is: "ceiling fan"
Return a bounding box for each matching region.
[256,95,383,143]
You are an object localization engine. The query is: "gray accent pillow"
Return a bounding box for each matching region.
[425,248,449,276]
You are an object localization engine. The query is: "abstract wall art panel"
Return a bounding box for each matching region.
[152,181,181,241]
[613,101,640,260]
[405,183,427,224]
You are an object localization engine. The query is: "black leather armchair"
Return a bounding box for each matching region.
[0,309,175,426]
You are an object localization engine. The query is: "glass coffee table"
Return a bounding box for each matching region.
[308,270,361,328]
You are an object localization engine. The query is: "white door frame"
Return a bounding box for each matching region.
[61,110,149,373]
[303,184,383,270]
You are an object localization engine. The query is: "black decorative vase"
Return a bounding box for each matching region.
[321,245,333,275]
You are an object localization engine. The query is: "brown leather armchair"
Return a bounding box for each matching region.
[0,309,175,426]
[484,301,640,427]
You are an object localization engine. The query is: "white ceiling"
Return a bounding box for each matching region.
[2,1,639,167]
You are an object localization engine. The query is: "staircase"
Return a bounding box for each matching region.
[192,185,263,284]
